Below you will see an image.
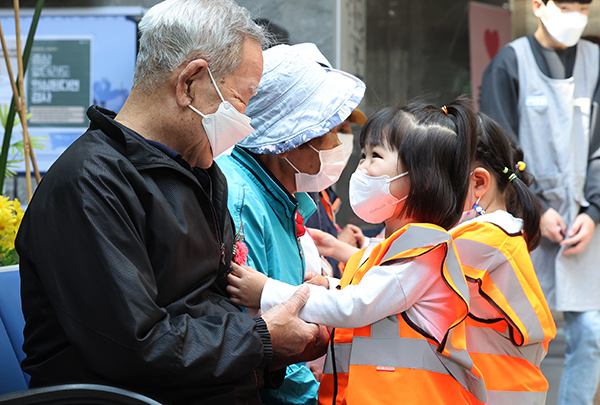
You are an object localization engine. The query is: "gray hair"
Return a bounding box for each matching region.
[134,0,269,92]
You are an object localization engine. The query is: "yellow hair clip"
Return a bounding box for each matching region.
[441,106,448,115]
[516,161,526,171]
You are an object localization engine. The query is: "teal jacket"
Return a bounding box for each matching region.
[217,146,318,405]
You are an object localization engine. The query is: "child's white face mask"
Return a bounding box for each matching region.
[349,170,409,224]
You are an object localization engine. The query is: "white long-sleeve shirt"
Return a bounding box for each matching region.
[261,238,464,343]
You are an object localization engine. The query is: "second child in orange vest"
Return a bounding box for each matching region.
[228,98,487,404]
[450,113,557,404]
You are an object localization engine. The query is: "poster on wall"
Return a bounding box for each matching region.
[27,38,92,128]
[0,8,141,173]
[469,2,512,111]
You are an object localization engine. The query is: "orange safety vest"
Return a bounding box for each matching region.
[452,220,556,404]
[318,223,487,405]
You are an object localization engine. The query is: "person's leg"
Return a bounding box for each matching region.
[558,311,600,405]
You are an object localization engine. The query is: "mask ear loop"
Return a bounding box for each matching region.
[189,104,206,118]
[188,66,226,118]
[387,171,409,183]
[473,196,486,216]
[206,65,226,103]
[284,157,301,174]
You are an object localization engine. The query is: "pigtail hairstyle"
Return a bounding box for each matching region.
[359,96,477,230]
[476,113,542,251]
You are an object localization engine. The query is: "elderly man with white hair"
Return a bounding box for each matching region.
[16,1,328,404]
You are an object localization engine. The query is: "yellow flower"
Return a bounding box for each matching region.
[0,196,23,264]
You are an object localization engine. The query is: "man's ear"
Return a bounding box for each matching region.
[175,59,209,108]
[532,0,545,19]
[472,167,491,199]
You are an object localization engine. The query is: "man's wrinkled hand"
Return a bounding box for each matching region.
[262,285,321,370]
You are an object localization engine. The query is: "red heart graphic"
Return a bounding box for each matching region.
[484,29,500,60]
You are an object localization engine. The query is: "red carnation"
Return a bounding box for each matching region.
[233,240,248,265]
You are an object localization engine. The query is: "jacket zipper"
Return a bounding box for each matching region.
[207,202,226,265]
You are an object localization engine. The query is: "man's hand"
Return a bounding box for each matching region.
[261,286,329,370]
[227,262,268,308]
[562,213,596,255]
[540,208,567,243]
[337,224,365,248]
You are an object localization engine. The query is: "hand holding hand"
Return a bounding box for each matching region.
[262,285,322,370]
[540,208,567,243]
[562,213,596,255]
[226,262,268,308]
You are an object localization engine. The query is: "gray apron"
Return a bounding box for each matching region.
[511,37,600,311]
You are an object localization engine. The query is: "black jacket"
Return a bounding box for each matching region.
[16,106,275,405]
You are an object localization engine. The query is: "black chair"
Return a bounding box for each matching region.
[0,384,164,405]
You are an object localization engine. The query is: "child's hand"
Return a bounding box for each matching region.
[337,224,365,248]
[308,228,339,257]
[309,227,359,264]
[227,262,268,308]
[304,271,330,288]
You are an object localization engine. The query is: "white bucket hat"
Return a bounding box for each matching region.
[238,43,366,154]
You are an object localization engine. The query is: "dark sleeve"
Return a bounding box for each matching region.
[17,157,272,387]
[582,65,600,224]
[480,45,521,142]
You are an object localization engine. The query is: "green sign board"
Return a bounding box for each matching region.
[26,39,91,127]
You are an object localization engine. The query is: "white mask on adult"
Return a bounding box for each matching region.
[285,144,346,193]
[337,132,354,165]
[540,4,588,47]
[349,170,409,224]
[188,66,255,158]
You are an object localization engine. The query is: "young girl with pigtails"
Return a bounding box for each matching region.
[450,112,556,404]
[227,98,487,405]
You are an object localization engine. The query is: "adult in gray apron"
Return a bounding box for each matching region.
[512,36,600,405]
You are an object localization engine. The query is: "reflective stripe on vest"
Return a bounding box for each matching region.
[323,342,351,375]
[456,238,546,346]
[486,390,547,405]
[465,324,547,367]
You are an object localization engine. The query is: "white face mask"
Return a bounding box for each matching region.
[540,5,588,47]
[349,169,409,224]
[286,144,346,193]
[337,133,354,165]
[188,66,255,158]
